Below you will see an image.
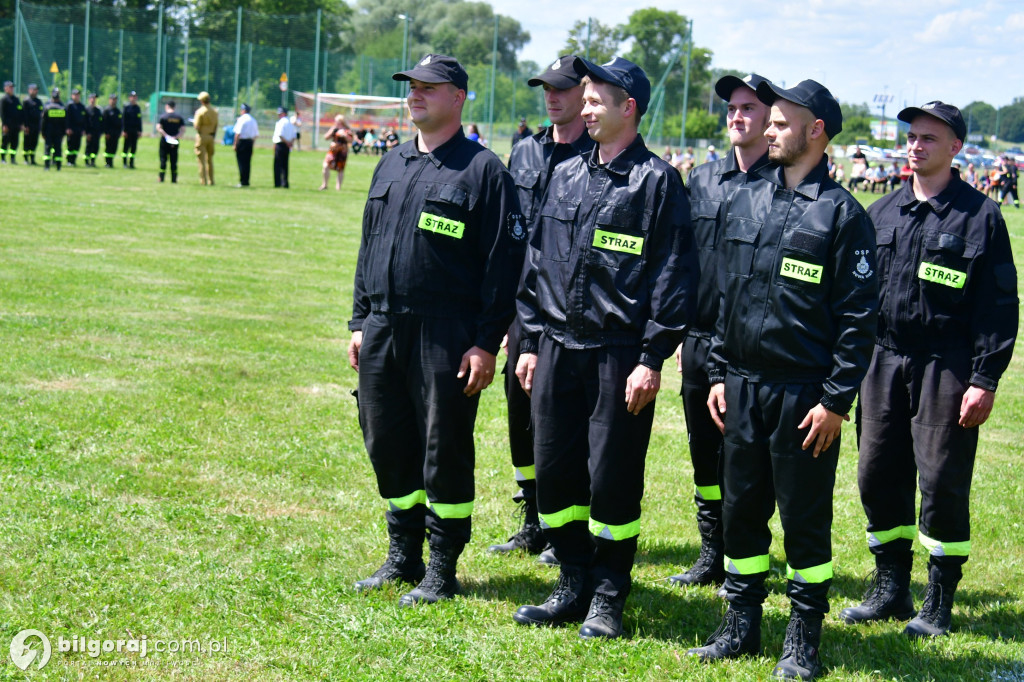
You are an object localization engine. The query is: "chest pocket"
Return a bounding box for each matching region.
[532,200,579,262]
[690,199,722,251]
[777,228,828,289]
[365,180,393,235]
[586,205,648,272]
[920,231,977,297]
[722,216,761,278]
[419,183,475,242]
[512,169,543,224]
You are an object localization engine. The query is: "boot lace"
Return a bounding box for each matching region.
[916,581,944,624]
[705,609,747,652]
[781,616,810,666]
[860,568,894,608]
[548,569,583,604]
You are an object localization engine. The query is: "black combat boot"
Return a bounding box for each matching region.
[669,533,725,587]
[514,564,590,626]
[904,563,960,638]
[579,591,627,639]
[488,490,545,555]
[398,539,462,606]
[353,530,425,592]
[171,172,177,184]
[159,172,165,182]
[772,610,823,680]
[839,558,915,624]
[687,605,762,661]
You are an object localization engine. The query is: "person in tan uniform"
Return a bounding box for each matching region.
[193,91,218,186]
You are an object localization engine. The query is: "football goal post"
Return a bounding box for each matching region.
[292,92,410,151]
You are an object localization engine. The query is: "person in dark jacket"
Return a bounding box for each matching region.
[347,54,525,608]
[688,80,878,681]
[155,100,185,183]
[40,87,66,170]
[102,94,122,168]
[1,80,22,163]
[65,88,87,166]
[122,90,142,168]
[21,83,42,164]
[488,55,593,562]
[84,93,102,166]
[513,57,698,640]
[667,72,772,590]
[839,102,1018,639]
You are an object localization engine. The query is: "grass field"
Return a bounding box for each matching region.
[0,137,1022,681]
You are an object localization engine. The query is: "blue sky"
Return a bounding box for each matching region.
[495,0,1024,110]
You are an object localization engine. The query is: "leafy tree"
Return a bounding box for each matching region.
[963,101,996,137]
[562,19,621,64]
[998,99,1024,143]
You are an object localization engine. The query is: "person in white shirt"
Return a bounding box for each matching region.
[272,106,297,188]
[232,103,259,187]
[290,112,302,150]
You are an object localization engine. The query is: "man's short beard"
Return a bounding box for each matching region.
[769,123,809,166]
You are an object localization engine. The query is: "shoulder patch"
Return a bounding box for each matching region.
[507,213,526,241]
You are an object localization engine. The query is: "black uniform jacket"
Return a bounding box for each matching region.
[41,100,66,137]
[102,106,121,136]
[1,94,21,128]
[517,134,699,371]
[66,101,87,133]
[123,103,142,134]
[22,96,41,130]
[508,126,594,227]
[708,155,878,416]
[85,105,102,134]
[349,128,525,355]
[867,169,1018,391]
[688,149,771,334]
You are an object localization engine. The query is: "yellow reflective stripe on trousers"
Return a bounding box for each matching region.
[725,554,770,575]
[387,489,427,511]
[695,484,722,501]
[514,465,536,482]
[787,561,833,584]
[539,505,590,529]
[866,525,916,548]
[589,517,641,541]
[430,501,474,519]
[919,532,970,557]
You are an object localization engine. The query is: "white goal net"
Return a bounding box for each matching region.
[292,91,410,150]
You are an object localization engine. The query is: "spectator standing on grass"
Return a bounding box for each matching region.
[84,93,102,166]
[193,91,218,186]
[272,106,297,188]
[101,94,121,168]
[155,100,185,184]
[232,103,258,187]
[513,56,697,640]
[666,73,772,592]
[21,83,42,165]
[290,111,302,150]
[511,117,533,147]
[999,154,1019,208]
[1,80,22,164]
[688,80,877,681]
[705,144,718,162]
[488,54,593,563]
[122,90,142,168]
[319,114,351,191]
[347,54,524,607]
[840,101,1018,640]
[65,88,86,167]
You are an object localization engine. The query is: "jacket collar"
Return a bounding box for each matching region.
[896,168,963,217]
[401,127,467,168]
[538,126,594,154]
[586,133,647,176]
[716,148,771,178]
[757,153,830,200]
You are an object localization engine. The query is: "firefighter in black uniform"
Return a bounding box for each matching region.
[155,100,185,183]
[840,102,1018,638]
[1,80,21,164]
[514,57,698,640]
[102,94,122,168]
[688,80,877,680]
[40,87,66,170]
[65,88,87,167]
[84,93,102,166]
[21,83,42,165]
[668,73,772,589]
[488,55,593,561]
[347,54,525,607]
[122,90,142,168]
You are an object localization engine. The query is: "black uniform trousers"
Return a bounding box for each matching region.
[273,142,289,187]
[721,372,839,616]
[532,335,655,599]
[84,134,100,164]
[23,126,40,160]
[856,345,976,574]
[122,131,139,165]
[235,138,254,186]
[503,318,536,499]
[2,128,18,159]
[679,332,724,539]
[66,132,82,164]
[158,139,179,181]
[43,133,63,167]
[357,312,479,548]
[104,134,119,166]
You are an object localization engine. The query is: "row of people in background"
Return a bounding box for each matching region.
[351,126,400,155]
[1,81,142,169]
[966,156,1019,207]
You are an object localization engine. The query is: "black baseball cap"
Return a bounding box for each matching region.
[88,92,97,98]
[715,73,771,102]
[240,103,251,113]
[129,90,137,97]
[109,93,117,99]
[28,83,38,90]
[393,54,469,92]
[3,81,12,88]
[897,101,967,142]
[572,56,651,116]
[277,106,287,115]
[528,55,583,90]
[71,88,81,95]
[756,79,843,139]
[50,87,60,97]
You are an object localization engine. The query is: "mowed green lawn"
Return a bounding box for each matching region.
[1,138,1022,681]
